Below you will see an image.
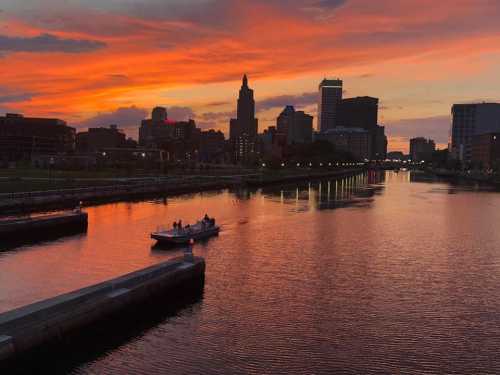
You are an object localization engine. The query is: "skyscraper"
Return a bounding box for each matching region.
[276,106,313,145]
[229,75,259,163]
[340,96,386,159]
[451,103,500,162]
[318,79,343,132]
[340,97,378,130]
[410,137,435,162]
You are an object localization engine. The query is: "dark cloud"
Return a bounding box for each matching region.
[316,0,348,9]
[79,106,147,130]
[107,74,129,80]
[167,106,196,121]
[0,92,33,103]
[385,115,450,144]
[257,92,317,112]
[205,101,230,107]
[199,111,235,122]
[0,33,106,53]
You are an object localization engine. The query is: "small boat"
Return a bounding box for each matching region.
[151,218,220,245]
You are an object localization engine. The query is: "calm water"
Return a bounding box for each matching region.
[3,171,500,374]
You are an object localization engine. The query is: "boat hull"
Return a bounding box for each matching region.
[151,226,220,245]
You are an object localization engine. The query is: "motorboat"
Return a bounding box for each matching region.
[151,217,220,245]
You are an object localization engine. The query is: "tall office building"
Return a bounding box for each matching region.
[340,97,378,130]
[276,106,313,145]
[451,103,500,162]
[472,133,500,170]
[340,96,384,159]
[229,75,259,163]
[318,79,343,132]
[410,137,435,162]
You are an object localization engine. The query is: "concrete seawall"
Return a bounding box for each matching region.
[0,255,205,367]
[0,179,231,214]
[0,211,88,241]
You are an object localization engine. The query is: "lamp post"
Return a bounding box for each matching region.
[101,151,107,170]
[48,156,55,182]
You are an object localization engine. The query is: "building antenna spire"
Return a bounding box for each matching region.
[242,74,248,88]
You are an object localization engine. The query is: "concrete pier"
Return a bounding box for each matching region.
[0,211,88,241]
[0,256,205,367]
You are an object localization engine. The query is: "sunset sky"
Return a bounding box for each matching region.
[1,0,500,152]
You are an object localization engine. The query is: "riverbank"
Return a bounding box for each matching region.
[0,168,363,215]
[427,168,500,186]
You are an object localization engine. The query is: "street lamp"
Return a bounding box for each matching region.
[49,156,55,181]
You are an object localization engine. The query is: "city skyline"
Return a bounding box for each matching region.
[2,1,500,152]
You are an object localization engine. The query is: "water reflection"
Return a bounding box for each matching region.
[260,171,386,211]
[0,230,88,254]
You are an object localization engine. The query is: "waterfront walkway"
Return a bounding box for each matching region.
[0,169,362,214]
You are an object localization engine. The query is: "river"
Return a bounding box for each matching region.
[2,171,500,374]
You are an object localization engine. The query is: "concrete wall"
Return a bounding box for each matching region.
[0,179,231,214]
[0,212,88,240]
[0,256,205,366]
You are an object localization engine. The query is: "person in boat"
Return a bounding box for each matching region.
[173,221,178,232]
[204,214,209,221]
